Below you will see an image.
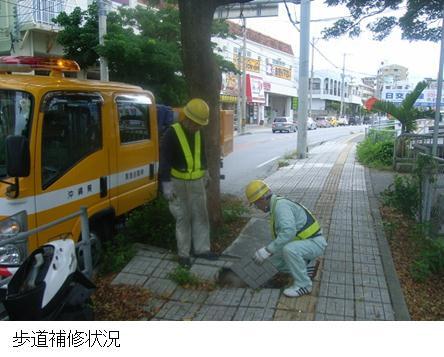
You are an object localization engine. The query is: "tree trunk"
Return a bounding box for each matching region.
[178,0,223,228]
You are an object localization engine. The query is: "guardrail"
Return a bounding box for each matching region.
[0,206,92,289]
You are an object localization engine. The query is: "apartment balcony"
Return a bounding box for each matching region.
[17,0,76,32]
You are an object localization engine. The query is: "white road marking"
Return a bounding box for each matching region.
[256,156,280,168]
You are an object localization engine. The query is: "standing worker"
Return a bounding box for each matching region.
[159,98,217,268]
[245,180,327,297]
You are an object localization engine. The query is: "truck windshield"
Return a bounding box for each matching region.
[0,90,33,178]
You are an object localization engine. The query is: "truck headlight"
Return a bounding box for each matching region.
[0,244,21,264]
[0,211,28,265]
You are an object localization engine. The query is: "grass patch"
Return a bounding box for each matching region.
[100,233,137,275]
[356,135,394,169]
[278,159,290,168]
[167,266,216,290]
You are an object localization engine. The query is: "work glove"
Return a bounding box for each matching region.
[252,247,271,265]
[161,181,175,201]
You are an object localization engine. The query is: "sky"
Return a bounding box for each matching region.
[238,0,441,84]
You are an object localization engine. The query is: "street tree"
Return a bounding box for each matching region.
[372,81,434,133]
[322,0,442,42]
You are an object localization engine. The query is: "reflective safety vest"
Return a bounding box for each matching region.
[170,123,205,180]
[271,197,321,241]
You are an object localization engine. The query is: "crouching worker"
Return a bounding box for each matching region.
[245,180,327,298]
[159,98,217,268]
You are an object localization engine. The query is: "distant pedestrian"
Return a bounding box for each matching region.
[245,180,327,297]
[159,98,217,268]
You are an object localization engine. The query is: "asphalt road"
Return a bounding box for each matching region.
[221,125,366,196]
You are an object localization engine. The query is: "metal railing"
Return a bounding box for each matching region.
[395,133,444,164]
[0,206,92,288]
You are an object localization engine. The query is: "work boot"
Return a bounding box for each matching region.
[178,257,192,269]
[194,251,219,261]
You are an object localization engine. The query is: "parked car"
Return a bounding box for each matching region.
[328,116,338,127]
[315,116,330,128]
[338,116,348,126]
[307,117,317,130]
[272,117,296,133]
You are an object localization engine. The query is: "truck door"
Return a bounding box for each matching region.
[111,94,158,216]
[34,92,110,244]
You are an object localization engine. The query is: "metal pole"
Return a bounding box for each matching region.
[296,0,310,159]
[237,54,242,133]
[432,8,444,156]
[340,53,346,117]
[308,36,315,118]
[98,0,109,81]
[240,16,247,134]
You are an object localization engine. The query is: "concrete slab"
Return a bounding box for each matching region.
[230,256,278,289]
[233,307,275,321]
[274,310,314,321]
[111,272,148,286]
[205,288,247,306]
[189,264,220,283]
[240,289,280,308]
[122,255,162,276]
[151,260,179,279]
[170,287,210,304]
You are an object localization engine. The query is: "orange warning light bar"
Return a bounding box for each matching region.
[0,56,80,73]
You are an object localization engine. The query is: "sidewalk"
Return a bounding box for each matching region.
[113,133,409,320]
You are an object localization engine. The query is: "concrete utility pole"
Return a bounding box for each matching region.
[296,0,310,159]
[98,0,109,81]
[308,37,319,118]
[240,16,247,135]
[340,53,346,117]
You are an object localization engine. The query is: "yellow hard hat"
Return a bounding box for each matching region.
[245,180,270,204]
[183,98,209,126]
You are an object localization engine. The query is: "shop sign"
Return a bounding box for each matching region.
[382,88,444,108]
[246,74,265,103]
[221,72,239,96]
[220,94,238,103]
[266,61,292,80]
[233,54,261,73]
[263,82,271,91]
[292,97,298,110]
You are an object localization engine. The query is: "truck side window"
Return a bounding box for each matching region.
[116,95,150,144]
[41,95,102,189]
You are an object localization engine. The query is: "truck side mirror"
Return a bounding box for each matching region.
[6,135,30,178]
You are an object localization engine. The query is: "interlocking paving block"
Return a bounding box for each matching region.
[143,298,167,316]
[354,273,385,288]
[190,264,220,283]
[194,258,237,268]
[323,259,353,273]
[136,249,167,260]
[353,253,380,265]
[353,263,384,275]
[205,288,247,306]
[277,294,316,313]
[170,287,210,304]
[240,289,280,308]
[322,271,354,286]
[355,301,394,321]
[319,281,354,300]
[314,313,354,321]
[193,305,237,321]
[316,296,355,318]
[230,256,278,289]
[151,260,179,279]
[274,310,314,321]
[233,307,275,321]
[112,272,148,286]
[355,286,391,304]
[154,301,201,321]
[143,277,178,298]
[122,255,162,276]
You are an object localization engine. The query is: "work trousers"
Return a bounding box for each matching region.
[269,235,327,289]
[168,177,210,258]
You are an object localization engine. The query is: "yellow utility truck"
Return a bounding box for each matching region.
[0,56,159,274]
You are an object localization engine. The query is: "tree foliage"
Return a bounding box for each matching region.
[322,0,443,42]
[372,81,435,133]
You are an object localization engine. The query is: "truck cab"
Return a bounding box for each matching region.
[0,56,159,274]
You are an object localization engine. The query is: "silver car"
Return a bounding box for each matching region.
[272,117,296,133]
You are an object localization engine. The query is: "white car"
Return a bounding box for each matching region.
[307,117,317,130]
[272,117,296,133]
[338,116,348,126]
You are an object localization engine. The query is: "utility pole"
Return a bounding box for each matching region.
[296,0,310,159]
[240,16,247,135]
[308,37,318,118]
[98,0,109,81]
[432,8,444,157]
[340,53,346,117]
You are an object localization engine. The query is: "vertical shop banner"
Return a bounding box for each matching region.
[246,74,266,103]
[292,97,298,110]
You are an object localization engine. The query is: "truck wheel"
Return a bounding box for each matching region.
[76,229,103,273]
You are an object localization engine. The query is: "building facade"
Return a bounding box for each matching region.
[376,63,409,99]
[213,21,298,125]
[309,69,363,117]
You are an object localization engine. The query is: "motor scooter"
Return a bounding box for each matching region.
[0,238,95,320]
